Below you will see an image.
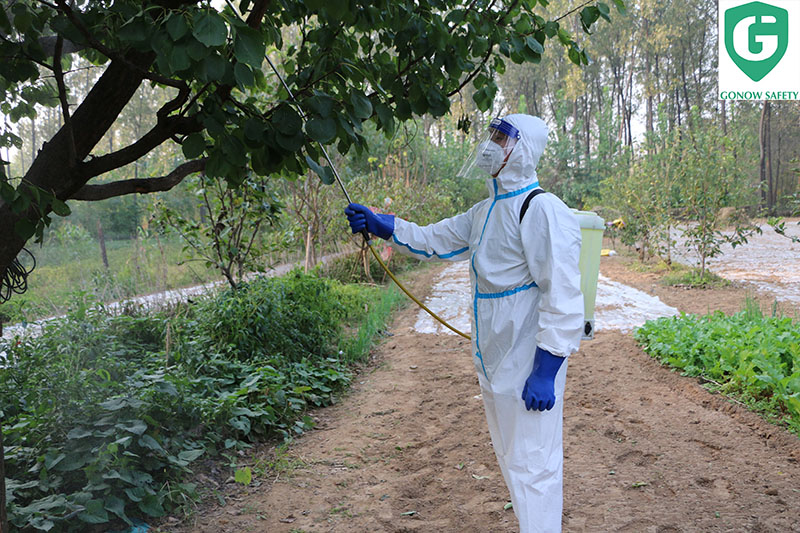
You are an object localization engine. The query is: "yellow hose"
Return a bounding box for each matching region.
[367,241,471,340]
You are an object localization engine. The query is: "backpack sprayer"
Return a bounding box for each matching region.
[222,0,471,340]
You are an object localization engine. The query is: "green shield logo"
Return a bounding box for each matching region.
[724,1,788,82]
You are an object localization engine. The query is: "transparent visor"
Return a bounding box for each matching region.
[457,118,520,179]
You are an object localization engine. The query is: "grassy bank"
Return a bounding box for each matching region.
[1,237,219,323]
[0,269,405,532]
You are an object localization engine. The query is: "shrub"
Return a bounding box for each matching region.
[0,270,398,531]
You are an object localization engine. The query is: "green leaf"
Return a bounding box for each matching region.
[138,434,166,454]
[193,11,228,47]
[66,427,93,439]
[306,117,337,143]
[182,133,206,159]
[272,105,303,136]
[233,26,265,68]
[275,130,304,152]
[526,36,544,54]
[374,103,395,136]
[235,466,252,485]
[79,499,109,524]
[580,6,600,30]
[201,54,227,82]
[50,198,71,217]
[104,496,130,525]
[14,219,36,240]
[305,155,335,184]
[115,419,148,436]
[568,46,582,65]
[350,91,372,119]
[44,451,66,470]
[612,0,627,14]
[169,44,191,72]
[234,62,255,88]
[307,95,335,118]
[177,449,204,463]
[138,493,165,517]
[53,452,87,471]
[166,14,189,41]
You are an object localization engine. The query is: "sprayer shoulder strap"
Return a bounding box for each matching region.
[519,188,546,223]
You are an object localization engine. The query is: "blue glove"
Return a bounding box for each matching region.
[521,347,565,411]
[344,203,395,240]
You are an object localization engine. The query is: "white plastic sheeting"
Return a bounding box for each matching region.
[671,220,800,306]
[413,264,678,336]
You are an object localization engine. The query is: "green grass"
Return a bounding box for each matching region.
[660,266,731,289]
[2,237,217,323]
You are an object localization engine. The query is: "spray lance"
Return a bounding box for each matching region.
[222,0,470,340]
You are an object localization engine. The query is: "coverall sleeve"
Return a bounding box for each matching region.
[521,197,584,357]
[390,204,478,262]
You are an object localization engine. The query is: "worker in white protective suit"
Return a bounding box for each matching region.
[344,114,584,533]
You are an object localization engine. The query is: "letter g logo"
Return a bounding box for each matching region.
[725,1,788,81]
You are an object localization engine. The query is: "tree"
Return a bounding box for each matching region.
[0,0,615,284]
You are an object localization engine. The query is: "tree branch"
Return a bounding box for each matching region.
[71,159,207,201]
[52,36,77,166]
[54,0,188,91]
[78,115,201,178]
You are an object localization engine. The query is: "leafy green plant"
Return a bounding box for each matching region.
[1,268,403,531]
[634,300,800,434]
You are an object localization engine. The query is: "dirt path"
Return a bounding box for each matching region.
[169,256,800,533]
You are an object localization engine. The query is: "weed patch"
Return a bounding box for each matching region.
[0,269,402,531]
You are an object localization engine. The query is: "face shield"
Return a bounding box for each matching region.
[457,117,520,179]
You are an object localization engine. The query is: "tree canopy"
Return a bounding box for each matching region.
[0,0,616,277]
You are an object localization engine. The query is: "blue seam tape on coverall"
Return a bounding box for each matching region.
[391,235,469,259]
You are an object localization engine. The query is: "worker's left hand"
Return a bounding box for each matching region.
[521,347,565,411]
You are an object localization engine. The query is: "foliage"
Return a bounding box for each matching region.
[322,249,423,285]
[188,271,346,363]
[768,192,800,244]
[0,0,614,269]
[634,301,800,435]
[153,173,284,288]
[660,266,730,289]
[0,268,400,531]
[674,108,762,276]
[601,107,762,271]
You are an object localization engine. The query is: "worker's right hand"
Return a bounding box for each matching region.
[345,203,395,240]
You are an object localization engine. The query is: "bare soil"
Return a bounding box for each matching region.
[166,254,800,533]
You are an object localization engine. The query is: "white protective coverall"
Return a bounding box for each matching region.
[389,114,584,532]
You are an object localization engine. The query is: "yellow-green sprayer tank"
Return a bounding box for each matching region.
[571,209,604,339]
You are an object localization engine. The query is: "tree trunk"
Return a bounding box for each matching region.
[765,103,773,211]
[775,130,781,208]
[721,100,727,136]
[304,225,313,273]
[0,51,152,274]
[97,219,109,269]
[759,101,769,209]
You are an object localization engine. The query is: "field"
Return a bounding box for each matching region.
[161,250,800,533]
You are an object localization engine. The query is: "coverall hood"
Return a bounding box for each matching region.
[491,114,549,194]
